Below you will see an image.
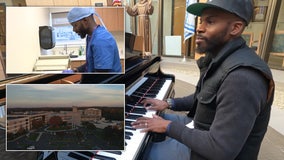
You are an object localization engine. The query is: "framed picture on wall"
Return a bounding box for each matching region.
[271,31,284,54]
[252,6,268,22]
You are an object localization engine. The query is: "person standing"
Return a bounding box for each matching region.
[131,0,275,159]
[67,7,122,73]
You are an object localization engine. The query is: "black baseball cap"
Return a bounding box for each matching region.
[187,0,253,25]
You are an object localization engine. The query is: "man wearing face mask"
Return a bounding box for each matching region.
[67,7,122,73]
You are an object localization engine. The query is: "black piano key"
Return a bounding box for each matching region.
[135,88,149,93]
[149,86,163,90]
[68,152,89,160]
[126,95,141,105]
[125,135,131,140]
[105,151,122,155]
[147,90,159,94]
[126,104,147,115]
[132,91,146,96]
[145,94,156,98]
[133,92,157,98]
[77,151,95,157]
[132,107,147,114]
[126,114,143,120]
[126,126,136,131]
[125,105,134,113]
[144,92,159,96]
[130,95,141,100]
[135,102,150,107]
[125,120,133,127]
[131,94,144,99]
[125,131,133,136]
[94,154,116,160]
[133,91,146,94]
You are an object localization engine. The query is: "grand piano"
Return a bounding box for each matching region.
[0,52,175,160]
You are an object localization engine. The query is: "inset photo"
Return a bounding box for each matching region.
[6,84,125,151]
[6,6,125,74]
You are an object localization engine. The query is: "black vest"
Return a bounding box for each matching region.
[189,37,275,159]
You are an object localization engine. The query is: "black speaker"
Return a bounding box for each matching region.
[39,26,55,49]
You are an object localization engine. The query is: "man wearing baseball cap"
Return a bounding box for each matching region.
[131,0,275,159]
[67,7,122,73]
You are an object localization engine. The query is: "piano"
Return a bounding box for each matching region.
[93,56,174,160]
[0,54,175,160]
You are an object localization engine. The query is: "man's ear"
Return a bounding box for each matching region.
[230,21,245,36]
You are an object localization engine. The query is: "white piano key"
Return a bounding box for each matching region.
[155,79,172,100]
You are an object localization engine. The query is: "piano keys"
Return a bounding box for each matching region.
[96,75,174,160]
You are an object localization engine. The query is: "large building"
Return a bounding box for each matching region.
[6,106,102,134]
[7,112,49,134]
[81,108,102,122]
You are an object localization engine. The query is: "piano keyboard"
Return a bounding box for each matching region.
[95,76,173,160]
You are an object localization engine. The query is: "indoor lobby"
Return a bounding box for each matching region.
[0,0,284,160]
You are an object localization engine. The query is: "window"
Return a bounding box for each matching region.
[51,12,85,45]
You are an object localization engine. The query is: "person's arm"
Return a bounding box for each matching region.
[171,94,195,111]
[167,68,269,160]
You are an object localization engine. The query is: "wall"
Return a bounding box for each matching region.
[124,0,131,34]
[150,0,159,55]
[163,0,172,40]
[6,7,50,73]
[0,0,12,5]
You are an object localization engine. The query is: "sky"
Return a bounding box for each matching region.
[6,84,124,108]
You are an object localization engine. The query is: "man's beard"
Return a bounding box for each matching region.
[79,32,87,39]
[196,29,228,55]
[77,28,87,39]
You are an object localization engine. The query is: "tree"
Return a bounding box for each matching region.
[32,119,44,129]
[49,116,63,129]
[15,126,27,137]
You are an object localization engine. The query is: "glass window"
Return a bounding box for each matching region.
[243,0,269,55]
[267,1,284,70]
[51,12,85,45]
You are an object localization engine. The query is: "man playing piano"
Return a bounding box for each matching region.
[132,0,275,159]
[67,7,122,73]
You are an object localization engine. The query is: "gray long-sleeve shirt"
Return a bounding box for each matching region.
[167,67,270,160]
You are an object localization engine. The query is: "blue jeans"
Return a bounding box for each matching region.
[143,113,192,160]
